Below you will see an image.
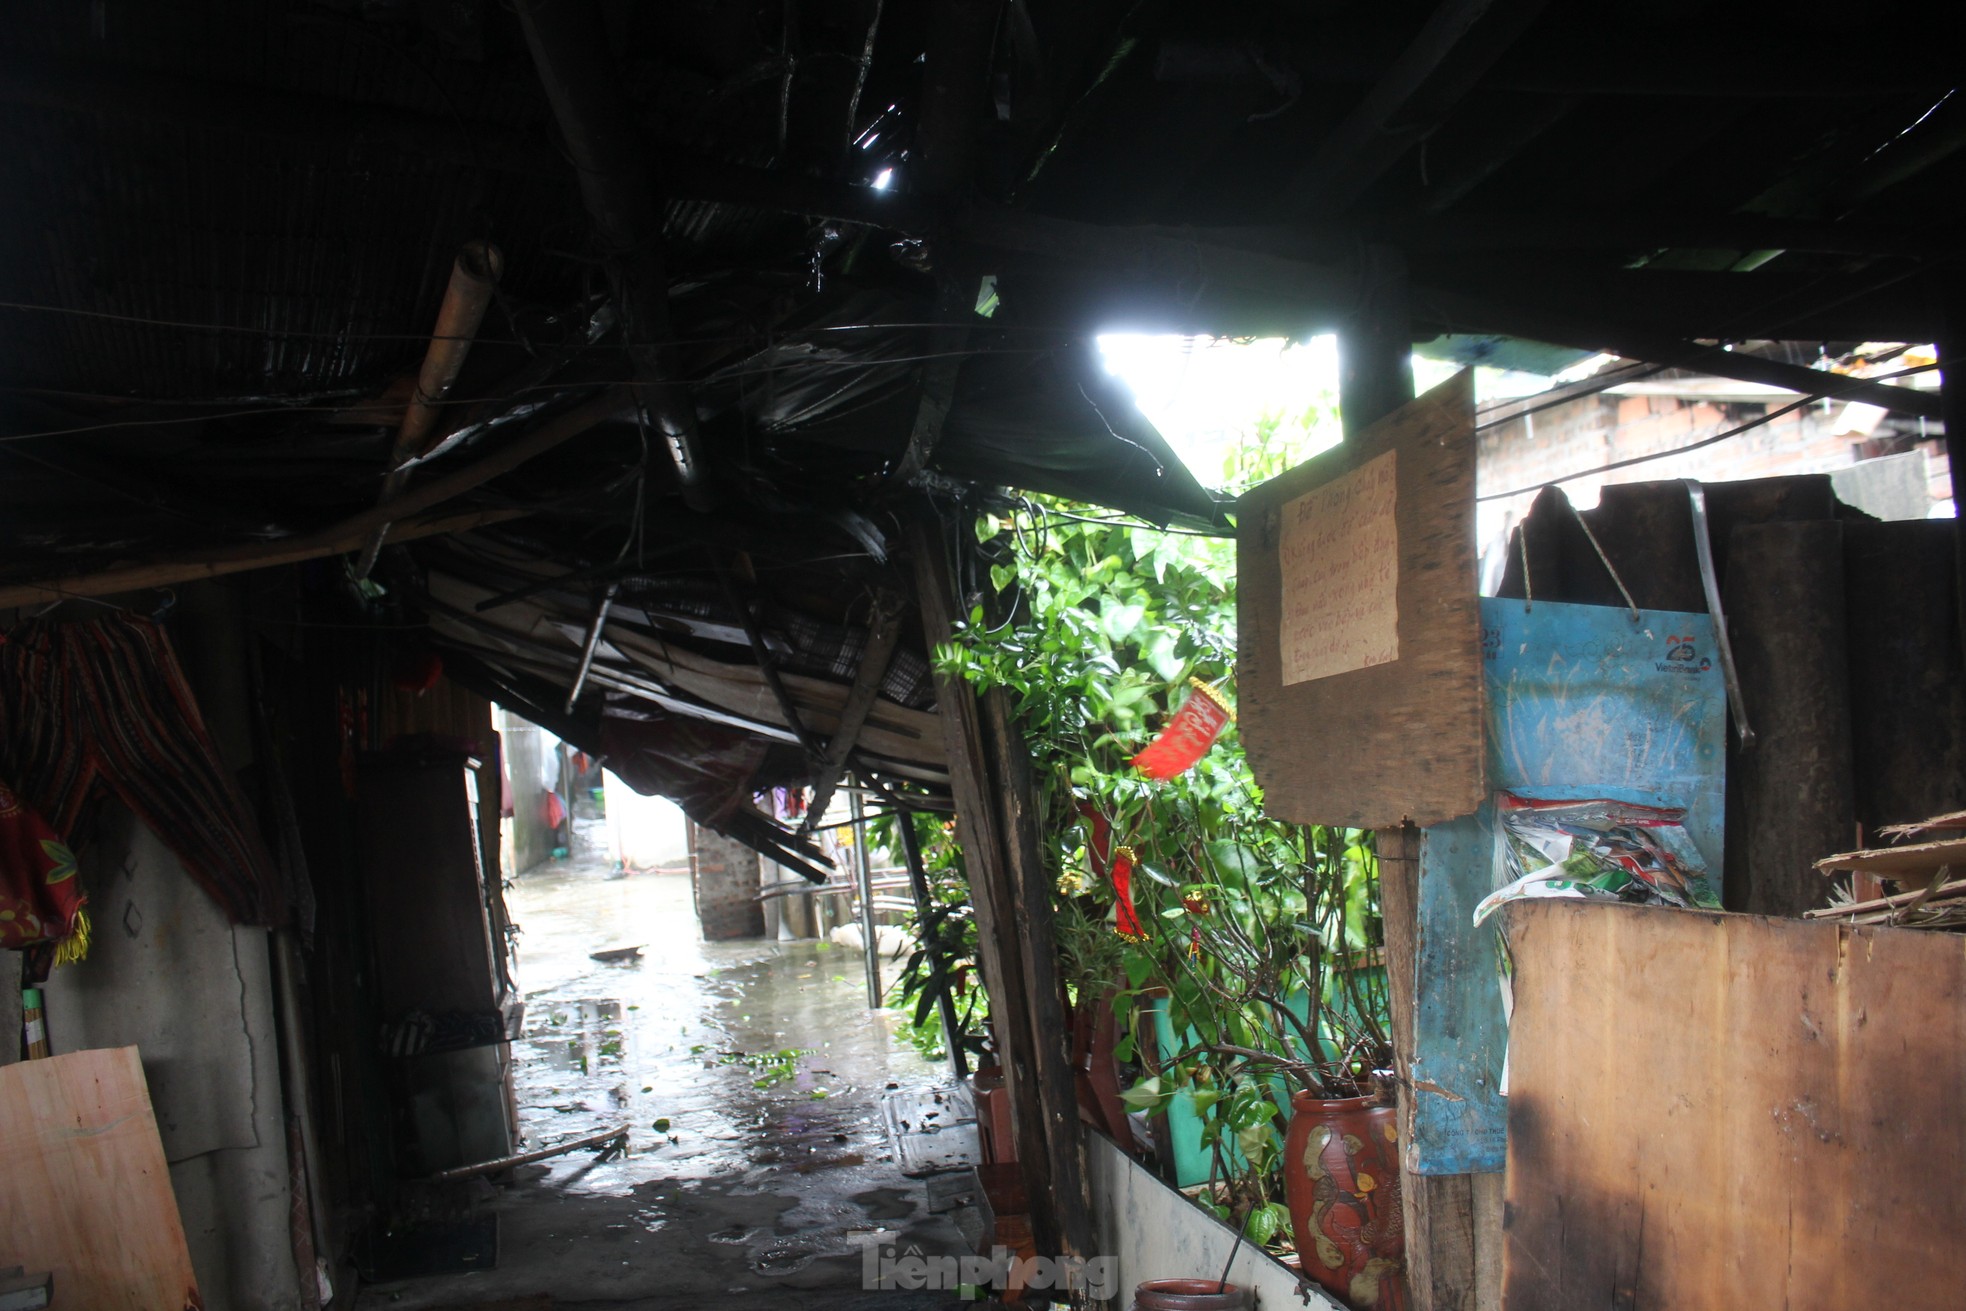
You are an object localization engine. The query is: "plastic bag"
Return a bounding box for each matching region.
[1473,793,1722,927]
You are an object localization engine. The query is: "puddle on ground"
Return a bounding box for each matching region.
[506,850,939,1191]
[346,837,976,1309]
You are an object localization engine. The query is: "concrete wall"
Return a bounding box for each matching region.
[603,770,690,870]
[37,581,303,1311]
[688,822,765,940]
[1086,1132,1342,1311]
[500,712,557,875]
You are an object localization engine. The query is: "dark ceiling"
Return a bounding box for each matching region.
[0,0,1956,843]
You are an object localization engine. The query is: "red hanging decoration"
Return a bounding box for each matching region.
[1131,679,1235,781]
[391,647,444,693]
[1080,802,1149,942]
[1112,846,1147,941]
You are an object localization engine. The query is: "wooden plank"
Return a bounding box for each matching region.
[427,1123,628,1181]
[1502,900,1966,1310]
[1469,1171,1503,1311]
[908,517,1065,1254]
[0,506,529,611]
[1878,811,1966,840]
[1721,521,1855,917]
[0,953,17,1070]
[0,386,633,610]
[0,1047,201,1311]
[1803,877,1966,919]
[1281,0,1553,217]
[1240,370,1483,829]
[802,597,907,825]
[1814,835,1966,874]
[981,685,1097,1262]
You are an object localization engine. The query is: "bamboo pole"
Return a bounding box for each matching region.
[0,389,631,609]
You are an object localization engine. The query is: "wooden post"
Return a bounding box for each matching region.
[1338,245,1415,437]
[1342,274,1498,1311]
[907,516,1094,1262]
[1940,298,1966,660]
[1379,826,1501,1311]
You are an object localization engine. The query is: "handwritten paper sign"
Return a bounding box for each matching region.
[1278,450,1399,685]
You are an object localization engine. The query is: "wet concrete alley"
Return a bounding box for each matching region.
[356,846,978,1310]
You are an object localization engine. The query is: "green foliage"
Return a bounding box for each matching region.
[877,811,992,1066]
[717,1047,811,1089]
[939,492,1392,1239]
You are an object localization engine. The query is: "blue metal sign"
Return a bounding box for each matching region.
[1407,597,1728,1174]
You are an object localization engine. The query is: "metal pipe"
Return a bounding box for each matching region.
[897,809,969,1080]
[1684,479,1756,749]
[851,789,883,1009]
[355,240,503,577]
[564,582,619,714]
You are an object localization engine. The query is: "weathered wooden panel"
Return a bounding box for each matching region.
[1240,371,1482,829]
[0,1046,200,1310]
[1722,520,1855,917]
[1498,476,1840,615]
[1843,519,1966,830]
[1503,900,1966,1311]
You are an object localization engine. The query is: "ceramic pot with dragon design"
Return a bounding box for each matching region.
[1282,1092,1407,1309]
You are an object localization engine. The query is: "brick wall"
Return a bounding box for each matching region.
[1475,391,1948,575]
[688,821,766,940]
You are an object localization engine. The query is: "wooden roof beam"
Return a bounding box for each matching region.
[1438,297,1943,419]
[1281,0,1553,219]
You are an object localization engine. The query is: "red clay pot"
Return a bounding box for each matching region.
[1131,1278,1252,1311]
[1283,1092,1407,1310]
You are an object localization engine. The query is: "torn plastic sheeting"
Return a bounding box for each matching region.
[935,343,1226,529]
[598,706,790,825]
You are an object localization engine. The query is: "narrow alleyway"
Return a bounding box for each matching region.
[356,840,978,1310]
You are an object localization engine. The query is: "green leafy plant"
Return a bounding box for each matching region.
[880,811,992,1066]
[937,490,1391,1241]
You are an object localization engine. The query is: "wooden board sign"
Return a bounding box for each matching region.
[1238,370,1482,829]
[1503,900,1966,1310]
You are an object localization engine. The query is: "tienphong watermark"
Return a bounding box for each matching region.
[859,1239,1118,1300]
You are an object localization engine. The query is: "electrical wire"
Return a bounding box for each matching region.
[0,297,1111,349]
[0,345,1058,444]
[1476,360,1941,503]
[1034,504,1232,538]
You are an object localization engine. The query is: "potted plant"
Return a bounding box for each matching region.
[1113,825,1404,1310]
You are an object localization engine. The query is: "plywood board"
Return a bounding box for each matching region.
[0,1047,201,1310]
[1502,900,1966,1311]
[1239,371,1482,829]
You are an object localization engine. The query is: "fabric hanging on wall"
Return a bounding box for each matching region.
[0,616,284,925]
[0,778,86,958]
